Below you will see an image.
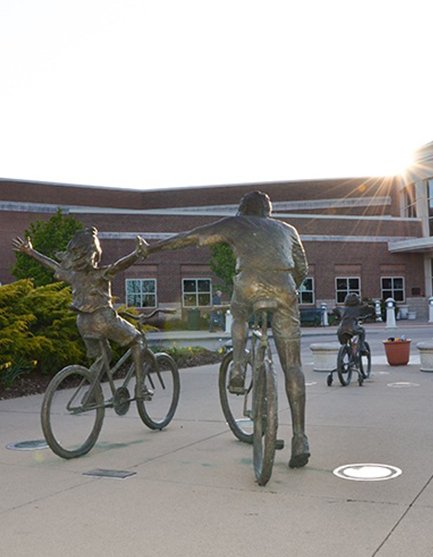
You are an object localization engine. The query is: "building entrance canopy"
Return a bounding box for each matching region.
[389,237,433,253]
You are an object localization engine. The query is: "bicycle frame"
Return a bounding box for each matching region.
[77,332,159,412]
[41,307,180,459]
[250,312,270,410]
[328,330,370,387]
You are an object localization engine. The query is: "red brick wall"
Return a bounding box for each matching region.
[0,177,424,310]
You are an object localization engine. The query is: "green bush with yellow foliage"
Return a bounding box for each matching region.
[0,279,86,386]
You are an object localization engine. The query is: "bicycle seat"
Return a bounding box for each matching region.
[253,299,278,312]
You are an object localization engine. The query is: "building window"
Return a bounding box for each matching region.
[381,277,405,302]
[335,277,361,304]
[299,277,315,305]
[182,278,212,307]
[126,279,157,307]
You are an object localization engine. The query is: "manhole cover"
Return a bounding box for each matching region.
[387,382,420,388]
[333,463,402,481]
[82,468,136,479]
[6,440,48,451]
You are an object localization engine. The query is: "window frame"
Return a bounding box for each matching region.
[125,278,157,308]
[381,276,405,303]
[182,278,212,307]
[299,277,315,305]
[335,276,361,305]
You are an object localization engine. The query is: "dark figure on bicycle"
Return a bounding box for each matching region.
[13,228,151,400]
[148,191,310,468]
[336,293,374,347]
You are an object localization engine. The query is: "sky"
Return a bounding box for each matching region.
[1,0,433,191]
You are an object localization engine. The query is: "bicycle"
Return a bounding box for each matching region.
[219,299,284,486]
[41,308,180,459]
[327,329,371,387]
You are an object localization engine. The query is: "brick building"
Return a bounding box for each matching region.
[1,148,433,320]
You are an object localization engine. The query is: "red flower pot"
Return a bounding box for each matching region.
[383,339,411,366]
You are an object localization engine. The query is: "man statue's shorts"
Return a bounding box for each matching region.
[230,271,301,341]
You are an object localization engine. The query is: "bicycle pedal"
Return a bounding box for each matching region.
[276,439,285,450]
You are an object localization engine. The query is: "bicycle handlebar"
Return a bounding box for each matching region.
[120,308,177,322]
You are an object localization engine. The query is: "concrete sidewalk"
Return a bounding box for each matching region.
[147,318,433,350]
[1,351,433,556]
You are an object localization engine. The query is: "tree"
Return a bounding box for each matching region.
[209,243,236,296]
[12,209,83,286]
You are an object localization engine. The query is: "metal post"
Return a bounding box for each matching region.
[374,299,383,322]
[428,297,433,323]
[320,303,328,326]
[385,297,397,329]
[225,309,233,334]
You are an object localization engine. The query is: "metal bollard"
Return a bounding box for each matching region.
[429,297,433,323]
[225,309,233,334]
[320,303,329,326]
[374,299,383,322]
[385,297,397,329]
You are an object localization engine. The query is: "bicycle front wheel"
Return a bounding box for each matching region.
[337,344,353,386]
[137,353,180,430]
[41,365,105,459]
[218,350,253,444]
[359,341,372,379]
[253,349,278,486]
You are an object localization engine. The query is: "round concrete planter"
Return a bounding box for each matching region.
[416,342,433,372]
[309,342,339,372]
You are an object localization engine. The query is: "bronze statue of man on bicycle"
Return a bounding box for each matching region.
[149,191,310,469]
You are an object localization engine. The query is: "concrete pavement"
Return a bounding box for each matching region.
[1,322,433,556]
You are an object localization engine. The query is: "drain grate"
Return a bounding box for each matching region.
[6,440,48,451]
[82,468,136,479]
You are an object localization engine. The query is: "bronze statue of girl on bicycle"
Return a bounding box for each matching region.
[13,227,151,400]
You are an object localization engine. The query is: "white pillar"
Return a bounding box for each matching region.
[428,297,433,323]
[425,256,433,299]
[386,297,397,329]
[225,310,233,334]
[374,299,383,322]
[320,303,329,326]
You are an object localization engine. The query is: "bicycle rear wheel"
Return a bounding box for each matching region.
[359,341,371,379]
[253,349,278,486]
[337,344,353,386]
[136,353,180,430]
[218,350,253,444]
[41,365,105,459]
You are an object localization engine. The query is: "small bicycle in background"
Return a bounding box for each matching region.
[327,329,372,387]
[41,308,180,459]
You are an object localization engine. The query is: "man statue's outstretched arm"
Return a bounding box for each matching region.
[148,220,227,255]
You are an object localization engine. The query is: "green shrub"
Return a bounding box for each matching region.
[0,280,86,384]
[151,345,221,368]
